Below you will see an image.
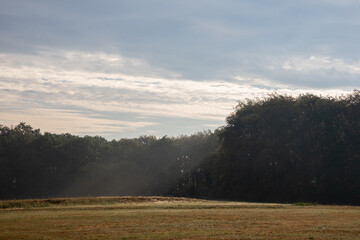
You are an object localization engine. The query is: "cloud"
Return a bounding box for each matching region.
[282,56,360,74]
[234,75,291,89]
[1,0,360,85]
[1,0,360,137]
[252,55,360,89]
[0,50,353,139]
[0,108,156,136]
[1,50,348,122]
[0,50,236,121]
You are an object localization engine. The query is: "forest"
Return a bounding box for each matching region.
[1,91,359,205]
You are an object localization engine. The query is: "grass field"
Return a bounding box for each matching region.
[0,197,360,240]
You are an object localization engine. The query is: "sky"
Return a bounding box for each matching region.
[0,0,359,139]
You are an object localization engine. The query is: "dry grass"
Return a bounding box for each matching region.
[0,196,196,209]
[0,197,360,239]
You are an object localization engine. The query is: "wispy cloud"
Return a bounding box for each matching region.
[282,56,360,74]
[0,108,156,136]
[0,49,353,138]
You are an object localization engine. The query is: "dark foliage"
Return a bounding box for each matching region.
[0,124,219,199]
[174,91,360,205]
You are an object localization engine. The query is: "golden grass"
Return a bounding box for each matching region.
[0,196,196,209]
[0,197,359,239]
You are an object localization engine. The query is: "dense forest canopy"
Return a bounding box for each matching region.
[1,91,359,204]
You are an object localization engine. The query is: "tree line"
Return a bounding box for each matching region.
[1,91,359,204]
[0,124,219,199]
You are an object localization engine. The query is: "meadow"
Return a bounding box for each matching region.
[0,197,359,240]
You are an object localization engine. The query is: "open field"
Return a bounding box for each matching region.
[1,197,360,240]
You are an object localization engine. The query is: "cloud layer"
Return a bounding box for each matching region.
[0,50,354,138]
[0,1,359,138]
